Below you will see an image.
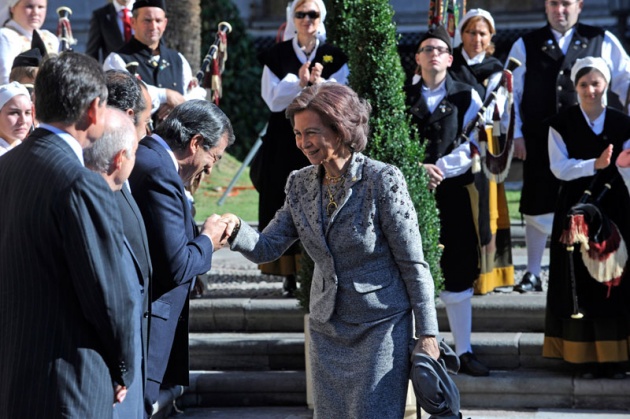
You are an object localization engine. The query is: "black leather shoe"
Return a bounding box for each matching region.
[459,352,490,377]
[603,363,627,380]
[282,275,297,298]
[513,271,542,293]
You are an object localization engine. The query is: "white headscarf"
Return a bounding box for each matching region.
[283,0,327,42]
[454,8,495,47]
[0,81,30,110]
[571,56,612,85]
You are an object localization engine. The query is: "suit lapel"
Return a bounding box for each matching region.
[105,4,124,43]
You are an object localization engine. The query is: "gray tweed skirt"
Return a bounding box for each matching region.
[309,309,412,419]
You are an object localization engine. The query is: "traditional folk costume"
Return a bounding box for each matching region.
[0,19,58,84]
[449,43,514,295]
[544,105,630,368]
[405,41,485,373]
[507,23,630,284]
[103,0,206,112]
[253,0,348,278]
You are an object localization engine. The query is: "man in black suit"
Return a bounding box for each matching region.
[129,100,234,416]
[85,106,146,419]
[86,0,135,62]
[0,52,136,417]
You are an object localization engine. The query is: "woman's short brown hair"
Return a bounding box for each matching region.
[461,15,495,56]
[285,83,371,152]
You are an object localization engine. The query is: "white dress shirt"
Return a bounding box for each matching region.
[260,37,350,112]
[417,78,484,179]
[548,108,630,192]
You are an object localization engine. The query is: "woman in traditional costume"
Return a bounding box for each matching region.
[448,8,515,295]
[253,0,348,296]
[0,0,58,84]
[544,57,630,379]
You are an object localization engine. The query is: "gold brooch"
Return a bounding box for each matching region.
[323,55,333,64]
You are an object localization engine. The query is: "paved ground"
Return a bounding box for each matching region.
[177,406,630,418]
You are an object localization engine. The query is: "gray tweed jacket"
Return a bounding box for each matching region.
[231,153,438,336]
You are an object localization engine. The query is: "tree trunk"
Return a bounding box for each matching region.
[163,0,201,71]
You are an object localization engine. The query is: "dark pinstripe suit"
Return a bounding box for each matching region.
[0,128,136,418]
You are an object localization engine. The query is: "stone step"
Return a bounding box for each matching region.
[178,369,630,410]
[189,293,546,334]
[189,332,305,371]
[188,331,565,372]
[181,370,306,408]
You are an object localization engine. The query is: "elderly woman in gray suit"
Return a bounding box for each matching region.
[221,83,439,418]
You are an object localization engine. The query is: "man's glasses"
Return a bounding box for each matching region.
[295,11,320,20]
[418,45,450,55]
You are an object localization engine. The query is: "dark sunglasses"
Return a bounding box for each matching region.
[295,11,320,19]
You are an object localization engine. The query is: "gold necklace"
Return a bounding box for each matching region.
[324,172,344,184]
[326,176,345,216]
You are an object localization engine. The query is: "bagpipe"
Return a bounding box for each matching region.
[56,7,76,52]
[460,57,521,182]
[196,22,232,105]
[559,172,628,319]
[428,0,465,34]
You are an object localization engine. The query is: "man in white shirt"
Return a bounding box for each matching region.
[404,25,488,377]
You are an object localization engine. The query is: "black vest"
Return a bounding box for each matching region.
[550,105,630,164]
[449,46,503,99]
[405,74,474,186]
[116,38,185,94]
[258,40,348,86]
[521,23,604,139]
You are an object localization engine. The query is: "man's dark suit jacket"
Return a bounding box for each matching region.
[128,135,213,392]
[86,3,125,62]
[116,186,152,391]
[0,128,136,417]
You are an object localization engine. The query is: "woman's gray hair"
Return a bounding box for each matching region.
[285,83,371,152]
[154,99,235,151]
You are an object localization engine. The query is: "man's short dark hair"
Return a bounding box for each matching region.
[154,100,235,151]
[35,52,108,124]
[105,70,146,126]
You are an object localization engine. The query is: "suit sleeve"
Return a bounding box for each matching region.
[85,11,104,61]
[131,161,212,286]
[57,172,136,387]
[376,165,439,337]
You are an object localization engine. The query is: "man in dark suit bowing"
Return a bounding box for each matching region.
[129,99,235,416]
[86,0,135,62]
[0,52,136,417]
